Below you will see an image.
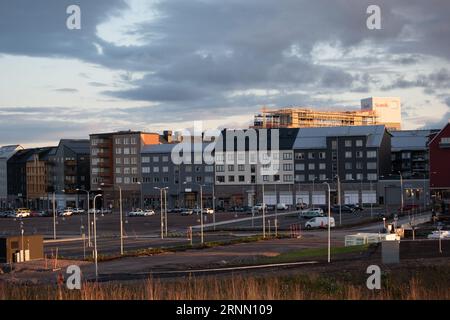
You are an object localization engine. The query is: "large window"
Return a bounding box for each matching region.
[283,152,292,160]
[295,163,305,171]
[367,162,377,170]
[283,174,293,182]
[283,163,293,171]
[295,153,305,160]
[367,151,377,158]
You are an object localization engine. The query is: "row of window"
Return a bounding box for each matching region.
[115,177,140,184]
[295,173,378,182]
[142,155,170,163]
[115,137,138,145]
[142,165,214,174]
[215,152,293,163]
[115,157,137,165]
[142,176,214,184]
[115,147,137,155]
[216,174,294,183]
[295,150,377,160]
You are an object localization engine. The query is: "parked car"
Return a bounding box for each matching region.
[298,208,324,219]
[144,209,156,216]
[192,207,202,215]
[253,204,267,212]
[181,209,194,216]
[15,208,31,218]
[399,204,419,212]
[72,208,85,214]
[204,208,214,215]
[59,208,74,217]
[305,217,335,229]
[346,204,364,211]
[331,205,355,213]
[276,203,289,210]
[128,209,145,217]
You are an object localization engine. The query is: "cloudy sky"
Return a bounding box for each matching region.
[1,0,449,147]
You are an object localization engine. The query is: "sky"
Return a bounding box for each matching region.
[0,0,450,147]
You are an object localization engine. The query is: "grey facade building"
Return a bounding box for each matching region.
[390,129,438,179]
[141,143,215,209]
[293,125,392,206]
[0,145,23,208]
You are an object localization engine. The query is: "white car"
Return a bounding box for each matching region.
[252,204,267,212]
[60,208,74,217]
[72,208,85,214]
[204,208,214,215]
[305,217,335,229]
[15,208,31,218]
[276,203,288,210]
[128,209,147,217]
[143,209,156,216]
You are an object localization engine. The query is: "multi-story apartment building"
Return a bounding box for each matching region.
[253,97,401,131]
[429,122,450,209]
[293,125,392,206]
[90,130,164,209]
[0,145,23,208]
[52,139,90,208]
[7,148,37,208]
[390,129,438,179]
[214,128,299,207]
[141,143,215,209]
[26,147,57,209]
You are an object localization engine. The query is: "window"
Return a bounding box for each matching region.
[124,177,131,184]
[131,137,137,144]
[295,174,305,182]
[345,140,352,147]
[236,164,244,171]
[154,177,160,183]
[185,165,192,172]
[283,163,293,171]
[367,151,377,158]
[308,152,315,159]
[332,151,337,161]
[116,148,122,155]
[216,165,224,172]
[162,156,169,162]
[238,175,245,182]
[356,173,363,181]
[142,156,150,163]
[195,166,201,172]
[153,156,159,162]
[228,176,235,182]
[115,138,122,145]
[153,167,159,173]
[132,177,139,183]
[402,152,411,159]
[163,166,169,173]
[295,153,305,160]
[319,152,326,159]
[345,151,352,158]
[131,157,137,165]
[124,167,131,174]
[367,173,377,181]
[130,148,137,155]
[115,158,122,165]
[227,153,235,162]
[319,174,326,181]
[163,177,169,183]
[217,176,225,183]
[331,140,337,149]
[274,175,280,182]
[367,162,377,170]
[356,151,363,158]
[356,140,363,147]
[205,165,214,172]
[283,152,292,160]
[345,174,353,180]
[228,165,235,171]
[123,138,130,145]
[263,175,269,182]
[308,174,316,181]
[116,168,121,174]
[142,167,150,174]
[283,174,293,182]
[196,176,202,183]
[295,163,305,171]
[345,162,352,170]
[123,148,130,155]
[356,162,363,169]
[205,176,213,183]
[215,153,224,163]
[319,163,326,170]
[441,137,450,144]
[115,177,122,184]
[185,176,192,183]
[308,163,315,170]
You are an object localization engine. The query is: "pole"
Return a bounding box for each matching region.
[399,172,404,215]
[262,182,266,238]
[86,191,91,247]
[164,188,168,237]
[119,187,123,255]
[21,227,24,262]
[325,182,331,263]
[93,194,102,280]
[337,175,342,226]
[52,192,56,240]
[160,188,164,239]
[200,185,204,244]
[212,184,216,231]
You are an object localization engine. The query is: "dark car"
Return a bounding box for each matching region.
[230,206,245,212]
[346,204,364,211]
[331,205,355,213]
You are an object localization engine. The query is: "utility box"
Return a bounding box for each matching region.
[0,235,44,264]
[382,240,400,264]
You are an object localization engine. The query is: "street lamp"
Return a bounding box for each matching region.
[335,174,342,226]
[93,193,102,280]
[101,183,124,255]
[183,182,204,244]
[76,188,91,247]
[398,171,404,215]
[154,187,168,239]
[323,182,331,263]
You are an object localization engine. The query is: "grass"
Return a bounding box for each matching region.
[1,265,449,300]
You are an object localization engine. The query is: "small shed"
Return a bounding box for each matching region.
[0,235,44,263]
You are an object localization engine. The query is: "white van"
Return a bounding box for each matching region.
[305,216,335,229]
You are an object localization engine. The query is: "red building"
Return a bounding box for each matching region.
[429,122,450,206]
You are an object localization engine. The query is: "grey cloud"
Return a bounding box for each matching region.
[54,88,78,93]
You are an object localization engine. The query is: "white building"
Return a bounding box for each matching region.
[361,97,402,130]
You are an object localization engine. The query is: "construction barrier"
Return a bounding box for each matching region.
[290,224,301,239]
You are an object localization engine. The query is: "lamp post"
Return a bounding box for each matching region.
[101,183,123,255]
[76,189,91,247]
[154,187,167,239]
[323,182,331,263]
[335,174,342,226]
[212,183,216,231]
[52,191,56,240]
[93,194,102,280]
[398,171,404,215]
[262,181,266,238]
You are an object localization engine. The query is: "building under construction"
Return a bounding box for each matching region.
[253,97,402,130]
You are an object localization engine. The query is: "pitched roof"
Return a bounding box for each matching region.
[59,139,90,154]
[0,145,22,160]
[293,125,387,150]
[390,129,439,151]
